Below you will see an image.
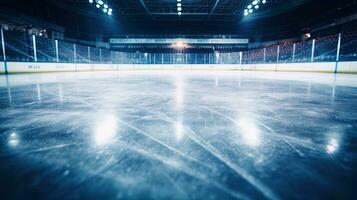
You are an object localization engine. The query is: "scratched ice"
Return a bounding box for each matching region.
[0,71,357,200]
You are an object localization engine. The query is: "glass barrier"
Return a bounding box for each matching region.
[265,45,278,63]
[36,37,56,62]
[76,44,90,63]
[58,40,75,63]
[0,30,356,65]
[340,31,357,61]
[278,43,294,63]
[294,40,312,63]
[314,34,338,62]
[4,31,34,61]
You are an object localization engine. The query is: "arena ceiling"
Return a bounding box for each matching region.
[1,0,357,38]
[47,0,315,21]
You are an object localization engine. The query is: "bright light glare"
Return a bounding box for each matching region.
[262,0,267,4]
[98,0,104,5]
[172,41,187,49]
[175,121,184,141]
[238,118,261,147]
[255,5,259,9]
[177,7,182,11]
[326,138,338,154]
[104,4,108,9]
[177,3,181,7]
[8,132,19,147]
[89,0,94,3]
[247,5,252,9]
[94,114,118,145]
[178,12,182,15]
[252,0,258,5]
[96,4,100,8]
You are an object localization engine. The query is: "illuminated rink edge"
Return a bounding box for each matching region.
[0,61,357,74]
[2,69,357,88]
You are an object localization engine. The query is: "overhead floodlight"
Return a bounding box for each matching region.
[172,41,187,49]
[249,9,253,13]
[177,0,182,2]
[244,12,249,16]
[262,0,267,4]
[108,12,112,15]
[89,0,94,3]
[255,5,259,9]
[177,7,182,11]
[252,0,258,5]
[104,4,108,9]
[108,8,112,12]
[178,12,182,15]
[247,5,252,9]
[96,4,100,8]
[177,3,181,7]
[98,0,104,5]
[103,8,108,13]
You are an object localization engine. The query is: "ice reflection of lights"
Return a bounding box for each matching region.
[37,83,42,103]
[326,138,338,154]
[175,77,184,110]
[238,118,261,147]
[175,121,184,141]
[8,132,19,147]
[94,114,118,145]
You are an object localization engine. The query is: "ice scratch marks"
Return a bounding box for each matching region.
[140,107,278,200]
[199,105,305,158]
[183,125,279,200]
[45,89,212,171]
[123,140,250,200]
[23,143,79,154]
[115,117,213,170]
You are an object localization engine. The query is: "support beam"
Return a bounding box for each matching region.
[1,25,7,74]
[138,0,152,18]
[311,39,315,62]
[239,52,242,65]
[335,33,342,73]
[88,46,91,63]
[73,44,77,63]
[277,45,280,63]
[32,35,37,62]
[55,40,59,62]
[292,43,296,62]
[209,0,221,17]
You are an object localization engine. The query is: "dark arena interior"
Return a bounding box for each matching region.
[1,0,357,200]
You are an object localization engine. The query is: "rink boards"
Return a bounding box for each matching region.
[1,61,357,73]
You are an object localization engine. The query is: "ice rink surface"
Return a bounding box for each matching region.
[0,70,357,200]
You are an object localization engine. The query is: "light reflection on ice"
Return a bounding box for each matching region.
[8,132,19,147]
[237,118,261,147]
[93,114,118,145]
[174,77,184,111]
[174,121,184,141]
[326,138,338,154]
